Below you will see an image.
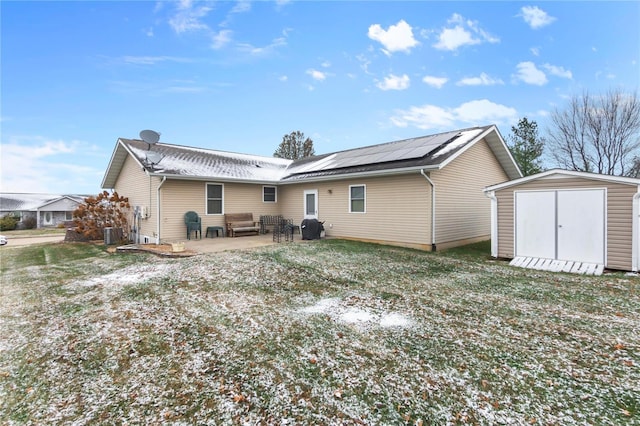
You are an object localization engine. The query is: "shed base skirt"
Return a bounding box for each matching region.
[509,256,604,276]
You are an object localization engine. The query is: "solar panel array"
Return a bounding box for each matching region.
[290,130,462,174]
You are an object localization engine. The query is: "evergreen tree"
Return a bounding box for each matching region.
[509,117,545,176]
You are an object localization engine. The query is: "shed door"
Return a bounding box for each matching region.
[515,189,606,264]
[515,191,556,259]
[557,189,605,264]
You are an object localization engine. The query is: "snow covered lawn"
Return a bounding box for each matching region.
[1,240,638,424]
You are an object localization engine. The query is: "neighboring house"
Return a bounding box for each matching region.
[0,193,87,228]
[101,124,521,249]
[484,169,640,272]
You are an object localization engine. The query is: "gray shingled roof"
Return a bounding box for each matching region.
[0,193,88,211]
[102,125,521,188]
[119,139,291,182]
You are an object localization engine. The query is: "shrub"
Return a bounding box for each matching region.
[22,217,37,229]
[73,191,131,243]
[0,214,18,231]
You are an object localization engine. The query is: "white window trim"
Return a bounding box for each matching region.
[205,183,224,215]
[349,184,366,213]
[263,186,277,203]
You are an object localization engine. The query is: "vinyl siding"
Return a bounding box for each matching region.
[159,180,281,241]
[113,155,161,241]
[430,138,509,247]
[494,176,637,271]
[279,174,432,249]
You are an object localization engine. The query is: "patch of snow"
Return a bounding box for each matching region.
[300,297,340,314]
[298,296,413,329]
[379,312,412,328]
[340,308,375,323]
[73,263,175,288]
[430,128,483,158]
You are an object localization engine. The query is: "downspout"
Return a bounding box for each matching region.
[485,190,498,258]
[420,169,437,251]
[632,188,640,272]
[156,176,167,244]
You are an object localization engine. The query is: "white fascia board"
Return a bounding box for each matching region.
[436,127,490,170]
[485,168,640,193]
[277,165,440,185]
[437,126,522,180]
[101,139,147,189]
[146,173,284,186]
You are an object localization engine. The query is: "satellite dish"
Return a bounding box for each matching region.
[145,151,163,165]
[139,129,160,145]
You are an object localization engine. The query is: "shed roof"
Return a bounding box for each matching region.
[102,124,521,188]
[484,169,640,192]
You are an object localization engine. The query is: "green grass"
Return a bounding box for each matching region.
[0,239,638,425]
[1,228,66,237]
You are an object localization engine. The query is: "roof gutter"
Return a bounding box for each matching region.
[281,165,441,185]
[156,176,167,244]
[420,169,437,251]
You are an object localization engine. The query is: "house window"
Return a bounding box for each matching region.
[350,185,366,213]
[65,211,73,221]
[206,183,224,215]
[263,186,277,203]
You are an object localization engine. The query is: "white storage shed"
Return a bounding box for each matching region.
[484,169,640,273]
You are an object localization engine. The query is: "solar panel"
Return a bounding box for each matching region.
[298,130,462,173]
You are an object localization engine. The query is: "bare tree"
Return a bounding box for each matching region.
[547,89,640,176]
[274,131,315,160]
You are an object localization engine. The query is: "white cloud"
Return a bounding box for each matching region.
[376,74,410,91]
[433,14,499,51]
[168,0,213,34]
[456,72,504,86]
[530,46,540,56]
[422,75,448,89]
[211,30,233,49]
[453,99,517,124]
[356,54,372,75]
[542,63,573,79]
[390,99,517,130]
[520,6,556,29]
[368,20,419,55]
[390,105,455,129]
[237,33,287,56]
[279,75,288,82]
[230,0,251,14]
[321,61,331,68]
[0,136,102,193]
[121,56,192,65]
[306,69,327,81]
[513,61,548,85]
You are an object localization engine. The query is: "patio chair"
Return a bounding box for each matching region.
[184,211,202,240]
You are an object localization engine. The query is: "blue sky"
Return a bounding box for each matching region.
[1,1,638,195]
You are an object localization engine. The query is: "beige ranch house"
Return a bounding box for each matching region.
[101,125,521,250]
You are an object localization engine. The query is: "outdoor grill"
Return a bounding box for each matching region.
[301,219,324,240]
